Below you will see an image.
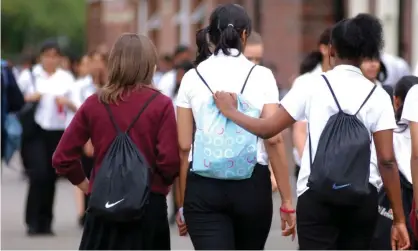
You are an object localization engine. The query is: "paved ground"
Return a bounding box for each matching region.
[1,153,298,250]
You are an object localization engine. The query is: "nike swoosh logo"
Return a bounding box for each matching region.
[105,199,124,208]
[332,183,351,190]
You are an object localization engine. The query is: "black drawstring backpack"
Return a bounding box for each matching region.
[87,92,159,222]
[307,75,377,205]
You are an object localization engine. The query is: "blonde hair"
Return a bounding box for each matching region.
[99,33,158,104]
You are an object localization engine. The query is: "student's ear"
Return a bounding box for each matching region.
[241,30,247,47]
[328,44,336,58]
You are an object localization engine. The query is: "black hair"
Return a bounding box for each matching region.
[174,45,190,58]
[377,59,388,83]
[40,39,62,55]
[299,28,331,74]
[330,14,383,61]
[195,3,252,65]
[175,60,194,72]
[394,75,418,127]
[174,60,194,95]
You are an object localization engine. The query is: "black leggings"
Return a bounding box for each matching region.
[184,163,273,250]
[297,185,378,249]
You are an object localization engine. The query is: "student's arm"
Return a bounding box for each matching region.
[52,102,90,193]
[374,130,404,223]
[17,70,42,102]
[292,121,307,159]
[258,70,293,207]
[176,72,194,208]
[264,132,291,204]
[214,72,310,139]
[155,100,180,183]
[373,94,404,224]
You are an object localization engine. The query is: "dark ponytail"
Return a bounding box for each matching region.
[195,3,251,65]
[299,51,322,74]
[215,24,243,57]
[195,28,212,66]
[394,75,418,130]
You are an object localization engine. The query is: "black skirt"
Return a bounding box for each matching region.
[79,193,170,250]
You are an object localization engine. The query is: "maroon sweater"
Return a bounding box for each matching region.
[52,88,179,195]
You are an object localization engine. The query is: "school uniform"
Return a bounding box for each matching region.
[52,88,179,250]
[402,84,418,123]
[292,64,323,172]
[176,49,278,249]
[281,65,396,249]
[18,66,74,234]
[381,53,411,87]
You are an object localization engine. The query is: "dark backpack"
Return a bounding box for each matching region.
[87,92,159,222]
[307,75,377,205]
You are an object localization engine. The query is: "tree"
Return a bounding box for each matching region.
[1,0,86,59]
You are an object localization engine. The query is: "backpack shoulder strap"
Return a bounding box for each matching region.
[104,103,122,134]
[126,91,159,133]
[321,75,342,112]
[240,65,257,94]
[354,85,377,115]
[195,68,214,94]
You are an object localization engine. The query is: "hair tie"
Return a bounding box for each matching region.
[228,24,234,28]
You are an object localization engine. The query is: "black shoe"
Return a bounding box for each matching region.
[27,227,55,237]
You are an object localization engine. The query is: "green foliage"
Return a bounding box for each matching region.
[1,0,86,59]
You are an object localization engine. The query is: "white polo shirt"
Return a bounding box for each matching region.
[18,66,74,131]
[65,75,95,127]
[176,49,279,165]
[292,64,324,166]
[280,65,397,197]
[401,84,418,123]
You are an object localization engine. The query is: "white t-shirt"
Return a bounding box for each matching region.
[157,70,178,114]
[65,75,95,127]
[176,49,279,165]
[280,65,397,197]
[292,64,324,166]
[401,84,418,123]
[371,126,413,188]
[18,66,74,131]
[381,53,410,87]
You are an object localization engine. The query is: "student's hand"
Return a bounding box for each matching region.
[26,92,42,102]
[391,222,410,250]
[213,91,237,117]
[83,140,94,157]
[280,202,296,241]
[176,209,187,236]
[271,175,278,192]
[55,96,70,106]
[77,178,89,195]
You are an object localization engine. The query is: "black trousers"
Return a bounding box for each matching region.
[184,163,273,250]
[24,128,63,231]
[297,185,378,250]
[79,193,170,250]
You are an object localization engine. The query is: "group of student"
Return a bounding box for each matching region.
[4,2,408,250]
[1,40,108,235]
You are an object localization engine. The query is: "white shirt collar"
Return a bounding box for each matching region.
[333,64,363,75]
[211,48,242,58]
[312,64,323,74]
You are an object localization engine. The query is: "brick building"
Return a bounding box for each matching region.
[86,0,417,88]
